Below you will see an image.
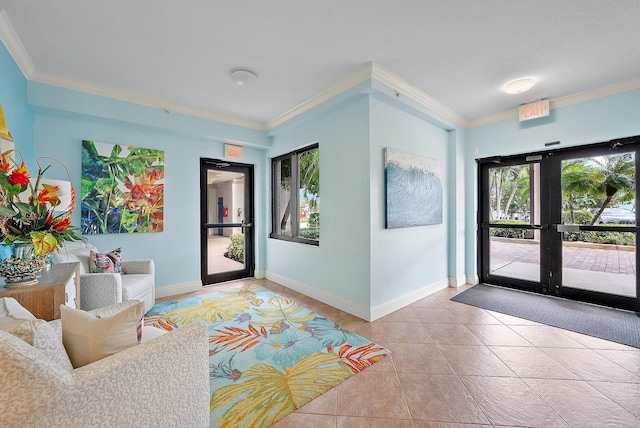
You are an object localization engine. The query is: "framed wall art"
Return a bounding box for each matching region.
[384,147,443,229]
[81,140,164,234]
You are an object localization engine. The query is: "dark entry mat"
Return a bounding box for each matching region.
[451,284,640,348]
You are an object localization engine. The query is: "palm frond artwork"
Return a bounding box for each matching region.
[145,285,390,427]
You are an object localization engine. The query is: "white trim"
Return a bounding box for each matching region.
[264,271,371,320]
[0,10,35,77]
[448,275,467,288]
[264,63,373,130]
[155,280,202,299]
[369,278,449,321]
[466,274,480,285]
[3,7,639,133]
[29,69,266,131]
[469,77,640,128]
[371,63,470,128]
[254,269,265,279]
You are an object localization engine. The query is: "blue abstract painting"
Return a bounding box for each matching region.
[385,148,443,229]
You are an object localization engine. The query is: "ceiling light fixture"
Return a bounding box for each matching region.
[230,68,258,86]
[504,78,536,95]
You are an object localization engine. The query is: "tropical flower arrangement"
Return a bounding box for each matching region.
[0,152,83,260]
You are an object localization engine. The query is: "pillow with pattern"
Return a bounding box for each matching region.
[89,248,123,273]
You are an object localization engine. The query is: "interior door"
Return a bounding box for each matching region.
[478,136,640,312]
[200,158,254,285]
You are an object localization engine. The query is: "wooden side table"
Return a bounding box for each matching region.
[0,262,80,321]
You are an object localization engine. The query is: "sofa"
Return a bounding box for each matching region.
[52,241,156,313]
[0,298,210,427]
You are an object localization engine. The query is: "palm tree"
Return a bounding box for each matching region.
[561,160,598,223]
[589,154,635,225]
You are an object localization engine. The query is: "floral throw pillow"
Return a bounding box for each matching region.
[89,248,123,273]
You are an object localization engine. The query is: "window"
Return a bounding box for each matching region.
[271,144,319,245]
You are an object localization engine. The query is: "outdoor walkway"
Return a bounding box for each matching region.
[489,239,637,298]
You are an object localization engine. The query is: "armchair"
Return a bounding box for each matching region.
[0,301,210,427]
[52,241,155,313]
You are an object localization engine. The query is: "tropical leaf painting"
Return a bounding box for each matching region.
[144,285,391,428]
[81,140,164,234]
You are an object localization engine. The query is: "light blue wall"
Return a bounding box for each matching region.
[465,88,640,276]
[0,42,33,166]
[27,83,270,288]
[369,97,449,306]
[266,96,372,306]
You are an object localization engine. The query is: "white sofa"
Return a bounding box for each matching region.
[53,241,155,313]
[0,299,210,428]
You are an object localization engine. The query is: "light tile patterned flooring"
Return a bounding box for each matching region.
[179,279,640,427]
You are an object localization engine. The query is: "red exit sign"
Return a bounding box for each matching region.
[225,144,243,159]
[519,99,549,122]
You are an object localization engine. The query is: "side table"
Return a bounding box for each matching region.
[0,262,80,320]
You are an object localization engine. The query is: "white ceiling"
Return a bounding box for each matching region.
[1,1,639,129]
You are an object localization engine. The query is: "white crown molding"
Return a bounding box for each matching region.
[469,77,640,129]
[550,76,640,110]
[30,69,266,131]
[265,63,374,130]
[371,63,470,129]
[0,10,35,78]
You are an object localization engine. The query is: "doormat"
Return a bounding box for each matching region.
[145,284,390,427]
[451,284,640,348]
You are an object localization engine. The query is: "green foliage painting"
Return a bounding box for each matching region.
[81,140,164,234]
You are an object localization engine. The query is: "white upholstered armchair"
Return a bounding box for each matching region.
[52,241,155,313]
[0,300,210,427]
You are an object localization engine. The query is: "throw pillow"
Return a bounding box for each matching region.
[60,301,144,368]
[89,247,123,273]
[31,319,74,372]
[0,297,37,320]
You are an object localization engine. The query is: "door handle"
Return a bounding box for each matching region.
[242,222,253,229]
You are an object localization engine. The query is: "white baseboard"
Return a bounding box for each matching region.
[265,271,371,320]
[448,275,467,288]
[265,271,450,322]
[466,274,479,285]
[155,281,202,299]
[254,269,266,279]
[370,278,449,321]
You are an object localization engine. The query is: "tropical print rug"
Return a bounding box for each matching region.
[144,284,390,428]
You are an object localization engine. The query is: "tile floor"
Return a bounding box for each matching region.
[176,279,640,427]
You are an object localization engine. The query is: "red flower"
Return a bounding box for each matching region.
[7,162,30,186]
[52,217,71,232]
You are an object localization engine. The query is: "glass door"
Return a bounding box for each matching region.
[200,159,254,284]
[553,144,639,310]
[479,157,548,294]
[479,135,640,312]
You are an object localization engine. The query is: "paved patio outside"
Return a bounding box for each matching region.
[489,238,637,298]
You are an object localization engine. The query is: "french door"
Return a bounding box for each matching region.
[478,136,640,312]
[200,158,254,285]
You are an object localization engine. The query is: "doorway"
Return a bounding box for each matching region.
[200,158,254,285]
[478,135,640,312]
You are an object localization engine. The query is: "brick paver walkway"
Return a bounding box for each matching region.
[490,239,636,275]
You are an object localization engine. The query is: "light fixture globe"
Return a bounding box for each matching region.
[230,68,258,86]
[504,78,536,94]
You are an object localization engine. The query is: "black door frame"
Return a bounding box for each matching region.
[478,135,640,312]
[200,158,254,285]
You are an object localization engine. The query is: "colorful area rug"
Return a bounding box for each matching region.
[145,284,390,427]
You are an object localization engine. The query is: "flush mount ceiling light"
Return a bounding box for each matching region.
[503,78,536,94]
[230,68,258,86]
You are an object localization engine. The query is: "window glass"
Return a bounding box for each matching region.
[271,144,319,245]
